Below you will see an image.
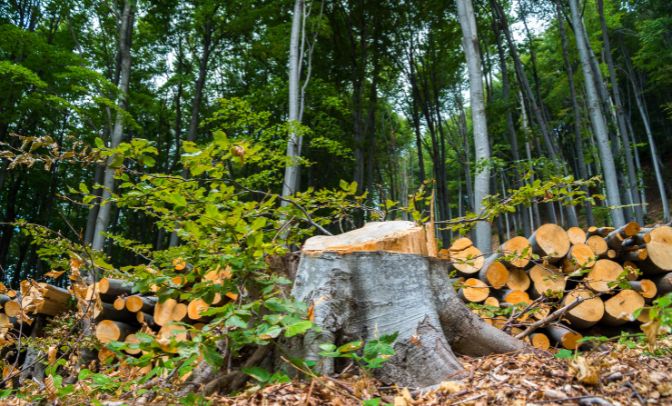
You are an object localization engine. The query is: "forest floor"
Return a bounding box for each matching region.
[212,337,672,406]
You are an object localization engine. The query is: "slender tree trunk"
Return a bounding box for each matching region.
[556,4,594,226]
[408,48,425,185]
[624,67,670,221]
[282,0,305,202]
[569,0,625,226]
[92,0,135,251]
[457,0,491,252]
[597,0,642,223]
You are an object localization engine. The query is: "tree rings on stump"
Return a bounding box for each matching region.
[585,260,623,292]
[602,290,645,326]
[562,289,604,329]
[530,224,570,261]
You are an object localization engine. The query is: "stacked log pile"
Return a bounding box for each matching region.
[455,222,672,351]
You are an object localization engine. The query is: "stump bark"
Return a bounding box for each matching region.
[292,221,525,388]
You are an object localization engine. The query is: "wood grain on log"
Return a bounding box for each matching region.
[529,224,570,261]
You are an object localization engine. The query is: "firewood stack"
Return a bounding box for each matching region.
[456,222,672,351]
[77,259,239,355]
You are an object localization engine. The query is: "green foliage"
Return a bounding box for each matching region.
[319,333,398,372]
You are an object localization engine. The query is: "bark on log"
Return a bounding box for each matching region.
[93,302,137,325]
[98,278,134,298]
[628,280,657,301]
[546,324,582,350]
[653,272,672,296]
[292,251,525,388]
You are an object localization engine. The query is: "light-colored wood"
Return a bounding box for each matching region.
[113,297,126,311]
[153,298,177,326]
[562,289,604,329]
[478,254,509,289]
[546,324,582,350]
[187,298,210,320]
[529,264,566,298]
[640,226,672,274]
[606,249,617,259]
[585,259,623,293]
[483,297,500,308]
[585,235,608,257]
[98,278,133,297]
[37,283,71,305]
[171,302,188,322]
[302,221,437,257]
[95,320,133,343]
[125,296,157,313]
[500,236,532,268]
[450,245,485,275]
[587,226,614,237]
[529,224,570,261]
[458,278,490,303]
[158,323,188,353]
[602,290,645,326]
[4,300,20,317]
[500,290,532,305]
[505,268,530,291]
[628,279,657,300]
[567,227,587,245]
[124,334,142,355]
[530,333,551,350]
[562,243,596,274]
[449,237,473,252]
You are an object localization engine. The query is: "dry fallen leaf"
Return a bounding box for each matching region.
[44,270,65,279]
[570,356,600,385]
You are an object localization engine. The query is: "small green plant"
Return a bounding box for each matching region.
[319,333,398,372]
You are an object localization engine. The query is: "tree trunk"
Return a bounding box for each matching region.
[458,0,491,252]
[556,5,594,226]
[596,0,642,223]
[282,0,305,202]
[292,222,524,389]
[92,0,135,251]
[568,0,625,227]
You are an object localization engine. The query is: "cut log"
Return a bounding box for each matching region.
[95,320,133,343]
[301,220,437,257]
[499,236,532,268]
[639,226,672,275]
[606,223,643,251]
[567,227,587,245]
[136,311,157,328]
[621,232,652,249]
[98,278,134,298]
[529,264,566,298]
[622,261,640,281]
[171,302,188,322]
[602,290,645,326]
[585,260,623,293]
[458,278,489,303]
[292,248,525,388]
[499,290,532,305]
[585,235,608,258]
[623,248,648,262]
[187,298,210,320]
[587,226,614,237]
[125,296,157,314]
[478,254,509,289]
[546,324,582,350]
[483,297,500,307]
[153,298,177,327]
[606,249,617,259]
[562,243,596,274]
[530,333,551,350]
[158,323,188,353]
[529,224,570,261]
[561,289,604,329]
[449,238,484,275]
[37,284,71,305]
[653,272,672,296]
[113,297,126,311]
[93,302,137,324]
[628,280,657,301]
[124,334,142,355]
[505,268,531,291]
[4,300,20,317]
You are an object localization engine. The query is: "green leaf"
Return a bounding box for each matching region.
[284,320,313,337]
[362,398,381,406]
[201,344,224,367]
[242,366,271,383]
[554,349,574,359]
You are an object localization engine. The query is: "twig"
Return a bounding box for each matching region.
[515,295,595,339]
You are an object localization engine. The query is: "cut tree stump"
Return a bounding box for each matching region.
[292,221,525,388]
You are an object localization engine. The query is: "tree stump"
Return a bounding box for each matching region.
[292,221,525,388]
